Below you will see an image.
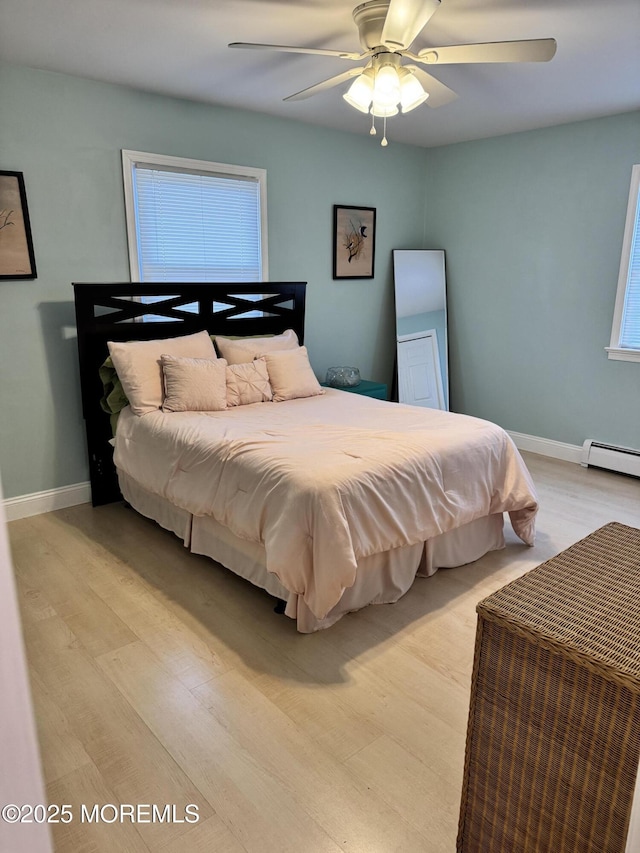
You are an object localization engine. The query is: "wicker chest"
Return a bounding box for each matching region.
[458,522,640,853]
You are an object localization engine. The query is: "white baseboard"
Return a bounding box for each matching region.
[4,482,91,522]
[507,431,582,465]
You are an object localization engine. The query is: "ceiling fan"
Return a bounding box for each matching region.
[229,0,557,145]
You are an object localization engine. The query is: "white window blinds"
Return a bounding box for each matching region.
[608,164,640,361]
[619,187,640,349]
[131,166,263,282]
[122,151,267,293]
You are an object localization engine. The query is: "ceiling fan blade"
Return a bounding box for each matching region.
[283,68,364,102]
[403,66,458,107]
[380,0,441,51]
[415,38,557,65]
[229,42,364,61]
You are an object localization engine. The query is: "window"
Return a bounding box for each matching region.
[122,150,268,287]
[608,164,640,362]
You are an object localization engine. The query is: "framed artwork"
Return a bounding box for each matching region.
[333,205,376,279]
[0,171,37,280]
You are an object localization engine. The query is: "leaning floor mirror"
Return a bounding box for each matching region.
[393,250,449,410]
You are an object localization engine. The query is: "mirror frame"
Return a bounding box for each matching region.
[392,249,449,410]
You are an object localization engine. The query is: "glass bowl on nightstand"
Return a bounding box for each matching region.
[325,366,361,388]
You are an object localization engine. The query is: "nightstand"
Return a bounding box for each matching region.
[321,380,388,400]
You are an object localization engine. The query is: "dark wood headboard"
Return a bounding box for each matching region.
[73,281,307,506]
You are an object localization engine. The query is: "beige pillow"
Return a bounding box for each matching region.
[161,355,228,412]
[226,359,273,407]
[261,347,324,403]
[108,330,217,415]
[215,329,299,365]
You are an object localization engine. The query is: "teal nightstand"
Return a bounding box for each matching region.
[321,380,388,400]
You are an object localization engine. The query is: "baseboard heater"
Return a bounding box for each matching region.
[581,440,640,478]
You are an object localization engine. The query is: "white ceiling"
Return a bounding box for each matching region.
[1,0,639,148]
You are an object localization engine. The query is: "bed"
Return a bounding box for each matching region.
[73,281,538,632]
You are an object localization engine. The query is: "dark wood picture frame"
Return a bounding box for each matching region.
[0,170,37,280]
[333,205,376,280]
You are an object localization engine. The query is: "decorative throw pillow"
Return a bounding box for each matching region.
[161,355,228,412]
[214,329,299,365]
[107,330,217,415]
[226,359,273,407]
[260,347,324,403]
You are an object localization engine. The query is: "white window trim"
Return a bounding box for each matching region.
[121,149,268,282]
[607,163,640,362]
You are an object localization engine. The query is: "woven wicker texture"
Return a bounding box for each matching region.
[458,522,640,853]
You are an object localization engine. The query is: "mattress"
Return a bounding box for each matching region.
[114,389,538,620]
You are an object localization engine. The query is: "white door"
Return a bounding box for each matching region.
[397,330,445,410]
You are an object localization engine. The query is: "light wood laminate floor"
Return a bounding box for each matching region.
[9,453,640,852]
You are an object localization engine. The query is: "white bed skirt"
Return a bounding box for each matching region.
[118,470,506,632]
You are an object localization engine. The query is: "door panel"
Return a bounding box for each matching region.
[397,331,445,409]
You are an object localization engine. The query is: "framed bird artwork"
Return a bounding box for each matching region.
[333,205,376,279]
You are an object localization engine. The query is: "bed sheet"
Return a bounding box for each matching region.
[114,389,538,619]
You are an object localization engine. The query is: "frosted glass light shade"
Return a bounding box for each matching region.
[399,71,429,113]
[374,65,401,108]
[370,101,399,118]
[343,71,374,113]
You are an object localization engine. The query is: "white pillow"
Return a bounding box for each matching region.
[261,347,324,403]
[226,359,273,407]
[214,329,299,365]
[161,355,228,412]
[108,330,217,415]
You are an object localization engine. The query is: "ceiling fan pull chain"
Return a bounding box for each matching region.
[381,115,388,146]
[370,63,378,136]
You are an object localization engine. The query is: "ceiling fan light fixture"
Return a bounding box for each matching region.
[343,69,375,113]
[398,68,429,113]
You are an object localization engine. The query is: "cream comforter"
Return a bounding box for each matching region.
[115,389,538,618]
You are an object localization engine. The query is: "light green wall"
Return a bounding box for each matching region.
[0,63,427,498]
[425,111,640,448]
